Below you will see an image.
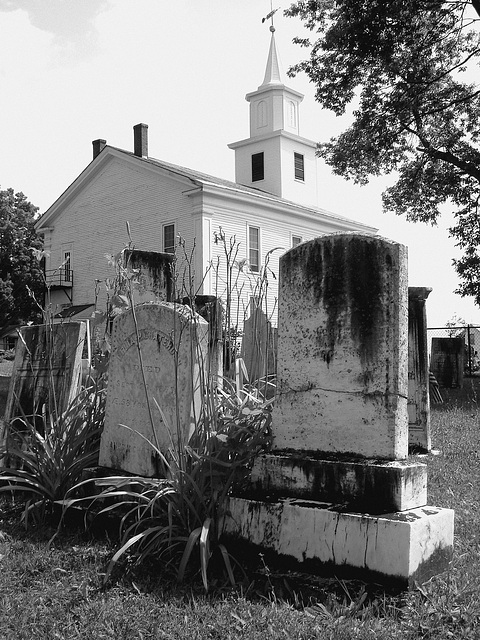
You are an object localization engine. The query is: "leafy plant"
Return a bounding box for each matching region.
[68,378,272,591]
[0,381,105,528]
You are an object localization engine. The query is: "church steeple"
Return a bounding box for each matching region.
[261,30,283,86]
[228,26,319,207]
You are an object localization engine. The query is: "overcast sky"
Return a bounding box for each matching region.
[0,0,478,327]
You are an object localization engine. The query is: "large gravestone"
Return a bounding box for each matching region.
[273,233,408,460]
[2,322,86,434]
[99,303,209,477]
[224,234,454,588]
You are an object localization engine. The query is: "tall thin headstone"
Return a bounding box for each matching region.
[241,300,276,383]
[408,287,432,451]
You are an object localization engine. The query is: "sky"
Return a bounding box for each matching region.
[0,0,478,328]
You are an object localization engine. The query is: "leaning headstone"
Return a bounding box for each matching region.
[408,287,432,451]
[3,321,86,434]
[99,303,209,477]
[272,233,408,460]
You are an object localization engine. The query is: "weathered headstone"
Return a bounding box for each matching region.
[99,303,209,477]
[224,233,454,588]
[241,301,276,383]
[430,337,464,388]
[2,321,86,435]
[408,287,432,451]
[124,249,174,304]
[183,295,223,387]
[272,233,409,460]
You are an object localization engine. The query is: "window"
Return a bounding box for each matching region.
[251,152,264,182]
[248,226,260,272]
[257,100,267,128]
[294,152,305,181]
[61,243,73,283]
[63,251,72,282]
[292,235,302,248]
[163,223,176,254]
[288,101,297,128]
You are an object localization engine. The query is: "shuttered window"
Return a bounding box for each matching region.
[248,226,260,272]
[294,152,305,181]
[251,152,264,182]
[163,223,176,254]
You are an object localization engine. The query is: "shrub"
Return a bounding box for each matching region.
[0,380,105,528]
[67,377,273,591]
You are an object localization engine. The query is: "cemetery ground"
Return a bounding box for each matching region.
[0,374,478,640]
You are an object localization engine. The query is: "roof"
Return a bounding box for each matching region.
[111,148,377,231]
[54,304,94,319]
[0,325,20,340]
[35,145,378,235]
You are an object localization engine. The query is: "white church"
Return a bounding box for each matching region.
[35,29,376,321]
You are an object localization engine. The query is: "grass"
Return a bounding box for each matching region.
[1,381,480,638]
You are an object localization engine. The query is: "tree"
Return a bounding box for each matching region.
[0,188,44,329]
[285,1,480,303]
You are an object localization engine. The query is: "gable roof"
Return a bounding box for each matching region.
[35,145,377,234]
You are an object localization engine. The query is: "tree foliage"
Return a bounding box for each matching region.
[285,1,480,303]
[0,188,44,329]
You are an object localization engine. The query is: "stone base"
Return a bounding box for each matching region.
[249,454,427,513]
[223,497,454,588]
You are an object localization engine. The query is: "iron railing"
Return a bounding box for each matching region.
[44,268,73,288]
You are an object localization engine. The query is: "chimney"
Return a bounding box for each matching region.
[133,123,148,158]
[92,139,106,160]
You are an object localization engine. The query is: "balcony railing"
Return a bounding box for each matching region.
[44,268,73,288]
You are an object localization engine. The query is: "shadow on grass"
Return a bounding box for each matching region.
[431,375,480,411]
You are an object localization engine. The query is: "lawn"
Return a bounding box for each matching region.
[1,380,479,639]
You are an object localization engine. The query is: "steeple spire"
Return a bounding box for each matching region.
[261,30,283,87]
[228,11,320,207]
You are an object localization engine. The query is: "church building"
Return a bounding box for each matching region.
[35,29,376,322]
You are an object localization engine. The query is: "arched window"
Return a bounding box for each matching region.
[257,100,267,127]
[288,101,297,128]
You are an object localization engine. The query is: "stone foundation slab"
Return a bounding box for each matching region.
[223,497,454,587]
[249,454,427,513]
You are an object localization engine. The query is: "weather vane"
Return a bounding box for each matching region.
[262,2,280,32]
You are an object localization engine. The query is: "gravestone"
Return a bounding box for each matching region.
[272,233,408,460]
[408,287,432,451]
[430,337,464,388]
[124,249,174,304]
[2,321,86,436]
[224,234,454,588]
[182,295,223,387]
[241,301,277,383]
[99,303,209,477]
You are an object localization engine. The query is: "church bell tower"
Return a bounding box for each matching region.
[228,25,319,207]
